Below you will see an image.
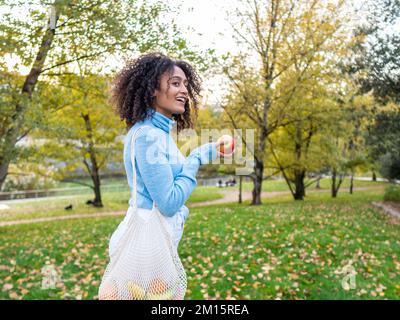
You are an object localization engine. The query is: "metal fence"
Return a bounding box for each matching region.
[0,176,398,202]
[0,184,129,201]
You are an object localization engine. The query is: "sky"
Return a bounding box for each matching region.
[166,0,241,56]
[165,0,253,106]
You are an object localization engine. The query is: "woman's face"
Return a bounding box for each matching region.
[153,65,189,119]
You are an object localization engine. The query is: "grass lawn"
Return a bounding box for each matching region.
[240,177,388,192]
[0,188,398,300]
[0,186,223,222]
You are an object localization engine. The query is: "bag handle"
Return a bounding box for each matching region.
[130,125,156,210]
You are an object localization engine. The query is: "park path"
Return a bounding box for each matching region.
[372,201,400,220]
[0,186,387,227]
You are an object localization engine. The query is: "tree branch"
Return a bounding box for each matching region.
[41,47,114,73]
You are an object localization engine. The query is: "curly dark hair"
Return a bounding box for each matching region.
[110,52,202,132]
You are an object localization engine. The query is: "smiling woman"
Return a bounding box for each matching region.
[110,52,202,132]
[109,51,224,222]
[98,52,225,300]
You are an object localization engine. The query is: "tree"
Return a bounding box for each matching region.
[343,94,374,194]
[349,0,400,104]
[324,89,378,198]
[345,0,400,181]
[0,0,207,190]
[268,77,346,200]
[33,73,124,207]
[347,0,400,182]
[366,103,400,181]
[0,67,68,190]
[220,0,352,204]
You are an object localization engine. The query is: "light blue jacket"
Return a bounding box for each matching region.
[123,110,217,217]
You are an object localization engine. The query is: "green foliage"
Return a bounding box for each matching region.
[31,73,125,186]
[219,0,359,200]
[378,153,400,181]
[366,103,400,180]
[1,0,196,70]
[2,166,57,192]
[0,0,211,190]
[383,184,400,203]
[349,0,400,104]
[345,1,400,182]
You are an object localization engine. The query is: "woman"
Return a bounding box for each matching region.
[108,52,224,257]
[98,52,228,300]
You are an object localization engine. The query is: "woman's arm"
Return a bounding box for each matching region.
[135,127,218,217]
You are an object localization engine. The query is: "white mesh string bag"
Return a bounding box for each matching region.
[98,126,187,300]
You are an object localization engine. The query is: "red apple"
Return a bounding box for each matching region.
[217,135,235,156]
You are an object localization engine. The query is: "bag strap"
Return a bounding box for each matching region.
[130,125,156,210]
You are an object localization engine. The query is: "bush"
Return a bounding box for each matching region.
[378,152,400,180]
[383,184,400,202]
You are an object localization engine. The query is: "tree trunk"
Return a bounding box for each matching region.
[331,169,338,198]
[293,170,306,200]
[92,173,102,207]
[293,126,305,200]
[349,172,354,194]
[372,170,377,182]
[0,162,11,192]
[251,119,267,205]
[331,169,344,198]
[0,9,59,190]
[238,175,243,204]
[251,160,264,205]
[316,178,321,189]
[82,113,103,207]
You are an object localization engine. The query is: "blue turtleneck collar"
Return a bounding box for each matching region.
[147,109,175,133]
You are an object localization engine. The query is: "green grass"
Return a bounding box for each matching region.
[240,178,388,192]
[0,186,223,222]
[0,188,398,300]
